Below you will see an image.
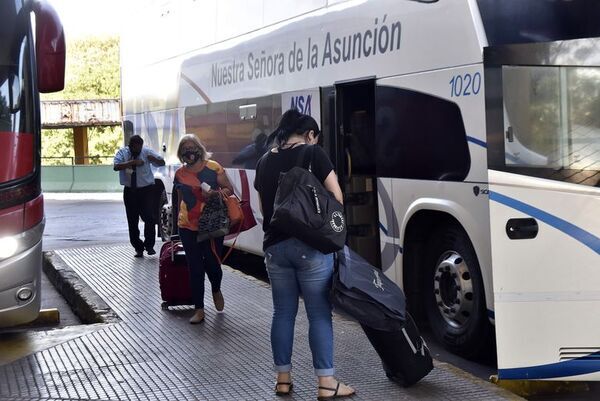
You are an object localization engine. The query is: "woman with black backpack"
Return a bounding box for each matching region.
[254,109,355,400]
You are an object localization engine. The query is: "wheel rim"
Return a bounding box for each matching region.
[433,250,474,329]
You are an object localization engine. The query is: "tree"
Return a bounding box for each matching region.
[41,36,122,164]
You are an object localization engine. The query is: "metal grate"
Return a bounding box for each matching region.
[559,347,600,361]
[0,244,519,401]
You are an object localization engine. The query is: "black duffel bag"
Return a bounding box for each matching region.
[270,145,346,254]
[330,246,406,331]
[331,246,432,387]
[361,315,433,387]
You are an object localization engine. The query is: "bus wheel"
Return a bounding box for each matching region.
[159,190,171,241]
[423,225,493,359]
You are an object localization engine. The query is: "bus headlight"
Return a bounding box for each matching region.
[0,236,19,258]
[0,219,44,262]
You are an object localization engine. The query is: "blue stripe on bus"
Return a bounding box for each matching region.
[498,353,600,380]
[379,222,403,253]
[466,136,487,148]
[379,221,388,236]
[489,191,600,255]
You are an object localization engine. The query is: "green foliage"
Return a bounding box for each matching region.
[88,126,121,164]
[42,36,120,100]
[41,126,122,166]
[41,36,122,164]
[41,128,73,165]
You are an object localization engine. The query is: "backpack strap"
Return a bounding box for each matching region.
[295,144,314,172]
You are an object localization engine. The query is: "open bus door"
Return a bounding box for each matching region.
[321,79,382,269]
[485,38,600,380]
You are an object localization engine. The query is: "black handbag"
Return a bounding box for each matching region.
[270,145,346,254]
[197,193,230,242]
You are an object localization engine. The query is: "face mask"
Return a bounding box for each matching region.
[183,150,201,163]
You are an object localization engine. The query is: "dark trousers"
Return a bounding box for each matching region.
[179,228,223,309]
[123,185,156,252]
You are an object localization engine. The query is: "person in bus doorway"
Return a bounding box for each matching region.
[174,134,234,324]
[254,109,356,400]
[114,134,165,257]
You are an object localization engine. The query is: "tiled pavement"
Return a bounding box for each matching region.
[0,245,521,400]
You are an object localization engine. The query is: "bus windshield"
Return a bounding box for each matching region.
[0,1,35,185]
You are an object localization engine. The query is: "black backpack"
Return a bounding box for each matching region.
[270,145,346,254]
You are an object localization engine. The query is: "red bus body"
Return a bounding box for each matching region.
[0,0,64,327]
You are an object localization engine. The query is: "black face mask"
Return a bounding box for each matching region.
[183,150,201,163]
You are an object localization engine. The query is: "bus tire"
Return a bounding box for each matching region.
[423,225,493,359]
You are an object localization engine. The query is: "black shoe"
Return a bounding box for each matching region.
[145,247,156,255]
[134,250,144,258]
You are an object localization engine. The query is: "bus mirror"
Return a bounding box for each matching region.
[32,0,65,93]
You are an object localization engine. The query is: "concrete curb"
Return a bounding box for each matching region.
[42,251,120,324]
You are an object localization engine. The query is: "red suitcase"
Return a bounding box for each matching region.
[159,239,194,309]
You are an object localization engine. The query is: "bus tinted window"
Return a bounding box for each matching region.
[184,94,281,168]
[0,35,35,184]
[478,0,600,46]
[502,66,600,186]
[375,86,470,181]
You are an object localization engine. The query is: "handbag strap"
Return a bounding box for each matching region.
[210,211,244,265]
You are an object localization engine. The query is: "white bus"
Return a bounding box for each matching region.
[121,0,600,380]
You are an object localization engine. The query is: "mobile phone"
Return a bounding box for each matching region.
[200,182,211,192]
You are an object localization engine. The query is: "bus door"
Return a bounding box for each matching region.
[485,39,600,380]
[322,80,381,268]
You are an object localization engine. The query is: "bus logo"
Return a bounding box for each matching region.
[290,94,312,115]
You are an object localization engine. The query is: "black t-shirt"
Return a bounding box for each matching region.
[254,144,334,251]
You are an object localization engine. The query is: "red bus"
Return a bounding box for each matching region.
[0,0,65,327]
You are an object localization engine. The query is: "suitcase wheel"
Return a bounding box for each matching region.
[161,301,170,310]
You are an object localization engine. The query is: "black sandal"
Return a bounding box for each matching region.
[275,382,293,396]
[317,382,355,400]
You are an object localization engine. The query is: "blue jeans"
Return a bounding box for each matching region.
[265,238,335,376]
[179,228,223,309]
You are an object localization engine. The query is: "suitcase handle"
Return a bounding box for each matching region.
[170,234,182,262]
